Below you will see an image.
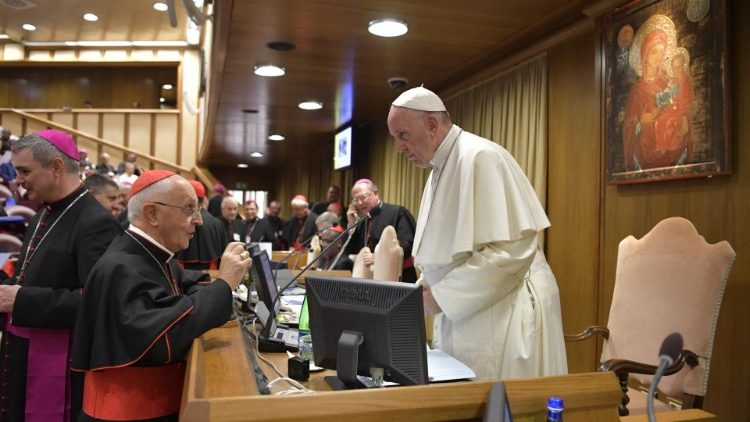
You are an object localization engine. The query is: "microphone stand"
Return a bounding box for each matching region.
[262,214,374,331]
[272,223,333,283]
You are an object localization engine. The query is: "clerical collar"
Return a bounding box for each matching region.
[127,224,174,262]
[44,184,87,212]
[429,125,461,169]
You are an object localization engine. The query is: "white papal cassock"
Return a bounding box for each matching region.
[414,124,568,380]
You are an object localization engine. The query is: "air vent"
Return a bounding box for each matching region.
[2,0,36,10]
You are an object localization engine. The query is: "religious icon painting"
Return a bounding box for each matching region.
[604,0,729,184]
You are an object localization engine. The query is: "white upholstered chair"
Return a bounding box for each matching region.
[566,217,735,415]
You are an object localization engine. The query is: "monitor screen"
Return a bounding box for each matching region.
[251,250,279,317]
[305,275,428,389]
[333,125,352,170]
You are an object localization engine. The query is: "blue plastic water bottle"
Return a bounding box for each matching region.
[546,396,564,421]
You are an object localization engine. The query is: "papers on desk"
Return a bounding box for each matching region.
[427,349,476,382]
[277,294,304,325]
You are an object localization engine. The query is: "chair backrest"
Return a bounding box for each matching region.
[0,233,22,253]
[373,225,403,282]
[350,247,374,279]
[601,217,735,398]
[5,205,36,223]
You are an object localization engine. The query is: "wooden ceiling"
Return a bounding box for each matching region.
[207,0,590,169]
[0,0,187,42]
[1,0,594,170]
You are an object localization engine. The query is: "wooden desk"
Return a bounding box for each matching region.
[619,409,716,421]
[181,323,626,421]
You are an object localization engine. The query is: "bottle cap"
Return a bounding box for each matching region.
[547,396,564,409]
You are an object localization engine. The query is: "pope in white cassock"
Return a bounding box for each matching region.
[387,86,567,380]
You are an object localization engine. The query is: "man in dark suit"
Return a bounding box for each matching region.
[340,179,417,282]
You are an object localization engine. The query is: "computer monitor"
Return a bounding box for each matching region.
[251,250,279,321]
[305,275,428,389]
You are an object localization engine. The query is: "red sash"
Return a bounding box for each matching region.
[83,363,184,420]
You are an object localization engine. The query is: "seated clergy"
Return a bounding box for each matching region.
[71,170,251,421]
[339,179,417,282]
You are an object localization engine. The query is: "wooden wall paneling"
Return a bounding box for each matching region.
[154,114,179,169]
[546,29,602,374]
[598,1,749,418]
[0,112,24,135]
[26,112,47,133]
[101,114,126,164]
[128,113,152,166]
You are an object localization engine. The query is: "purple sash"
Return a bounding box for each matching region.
[4,316,71,422]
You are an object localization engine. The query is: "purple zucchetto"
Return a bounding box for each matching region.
[35,130,80,161]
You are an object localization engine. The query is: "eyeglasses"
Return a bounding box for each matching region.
[352,192,372,204]
[151,201,201,218]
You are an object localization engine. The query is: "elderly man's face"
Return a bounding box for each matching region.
[291,204,308,219]
[93,185,122,215]
[154,178,202,252]
[244,202,258,220]
[351,183,379,215]
[222,201,239,221]
[387,107,438,168]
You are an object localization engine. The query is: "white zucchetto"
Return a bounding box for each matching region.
[391,86,447,112]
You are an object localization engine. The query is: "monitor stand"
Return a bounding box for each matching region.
[324,330,371,390]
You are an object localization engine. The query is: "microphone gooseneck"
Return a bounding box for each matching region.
[263,209,381,332]
[647,332,683,422]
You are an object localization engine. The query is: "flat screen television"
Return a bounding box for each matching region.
[305,275,428,389]
[333,125,352,170]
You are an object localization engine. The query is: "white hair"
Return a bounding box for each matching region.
[221,196,238,209]
[128,176,178,220]
[291,197,308,207]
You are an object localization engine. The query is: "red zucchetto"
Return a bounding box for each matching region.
[128,170,175,199]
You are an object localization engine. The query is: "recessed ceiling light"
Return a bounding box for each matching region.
[22,24,36,31]
[153,2,168,12]
[159,97,165,103]
[298,100,323,110]
[0,34,10,40]
[250,152,263,158]
[368,18,408,37]
[162,84,173,90]
[83,13,99,22]
[268,134,285,141]
[237,163,249,168]
[253,64,285,77]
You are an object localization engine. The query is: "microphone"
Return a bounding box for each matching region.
[262,207,382,332]
[647,332,683,422]
[328,206,381,270]
[272,223,341,282]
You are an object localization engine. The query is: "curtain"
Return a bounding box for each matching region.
[443,54,548,206]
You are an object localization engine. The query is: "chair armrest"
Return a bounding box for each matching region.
[600,349,700,377]
[564,325,609,342]
[599,349,700,417]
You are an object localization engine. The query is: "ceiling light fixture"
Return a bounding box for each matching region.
[0,34,10,40]
[250,152,263,158]
[254,64,285,77]
[153,2,168,12]
[162,84,173,90]
[298,100,323,110]
[22,24,36,31]
[83,13,99,22]
[237,163,249,168]
[268,134,285,141]
[368,18,408,37]
[159,97,165,103]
